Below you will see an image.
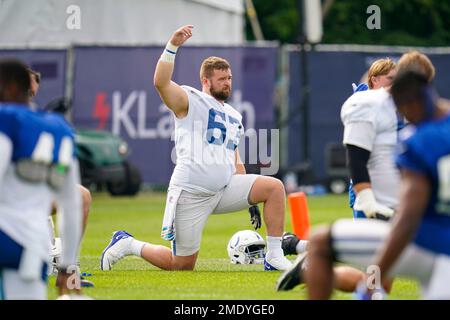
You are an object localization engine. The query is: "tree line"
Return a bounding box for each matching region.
[246,0,450,46]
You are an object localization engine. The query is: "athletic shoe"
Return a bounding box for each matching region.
[80,276,94,288]
[100,230,134,271]
[281,232,300,256]
[264,255,292,271]
[275,252,308,291]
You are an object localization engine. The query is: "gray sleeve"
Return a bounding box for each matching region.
[0,133,12,183]
[55,158,83,268]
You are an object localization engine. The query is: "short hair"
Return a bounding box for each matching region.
[199,56,230,81]
[391,69,429,109]
[367,58,396,89]
[396,51,435,83]
[27,67,41,84]
[0,58,31,100]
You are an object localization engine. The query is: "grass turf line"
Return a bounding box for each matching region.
[47,192,420,300]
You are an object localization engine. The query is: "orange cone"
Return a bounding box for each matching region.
[287,192,310,239]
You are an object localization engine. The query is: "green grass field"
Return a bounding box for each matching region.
[48,192,420,300]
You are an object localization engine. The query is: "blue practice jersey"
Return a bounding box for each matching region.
[0,103,82,269]
[0,104,75,165]
[396,114,450,255]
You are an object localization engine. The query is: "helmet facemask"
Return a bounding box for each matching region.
[227,230,266,265]
[243,244,265,264]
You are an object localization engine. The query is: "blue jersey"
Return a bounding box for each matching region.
[0,103,82,270]
[0,104,74,164]
[396,114,450,255]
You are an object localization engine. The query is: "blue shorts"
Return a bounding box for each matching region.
[0,228,47,282]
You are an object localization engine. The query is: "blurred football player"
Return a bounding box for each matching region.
[346,57,398,220]
[303,54,445,299]
[100,25,292,272]
[366,69,450,299]
[277,232,365,293]
[277,53,435,294]
[278,58,397,291]
[352,57,396,93]
[28,68,91,235]
[27,68,93,287]
[0,58,83,299]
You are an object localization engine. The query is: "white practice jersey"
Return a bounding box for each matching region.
[341,88,400,208]
[0,162,57,261]
[169,86,244,194]
[0,106,82,267]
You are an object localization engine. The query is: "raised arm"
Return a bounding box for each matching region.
[154,25,193,118]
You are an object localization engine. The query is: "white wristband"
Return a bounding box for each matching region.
[160,42,179,64]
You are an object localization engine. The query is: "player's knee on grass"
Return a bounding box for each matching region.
[172,254,197,271]
[171,243,200,270]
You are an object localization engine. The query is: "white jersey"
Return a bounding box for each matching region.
[0,162,56,261]
[0,106,82,268]
[169,86,244,194]
[341,88,400,208]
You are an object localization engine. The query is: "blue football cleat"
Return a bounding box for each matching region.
[264,255,292,271]
[100,230,134,271]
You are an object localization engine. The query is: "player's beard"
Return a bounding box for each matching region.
[210,84,231,101]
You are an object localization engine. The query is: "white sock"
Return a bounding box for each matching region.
[266,236,284,259]
[130,239,146,257]
[296,240,308,254]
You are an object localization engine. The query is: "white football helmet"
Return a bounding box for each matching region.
[227,230,266,264]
